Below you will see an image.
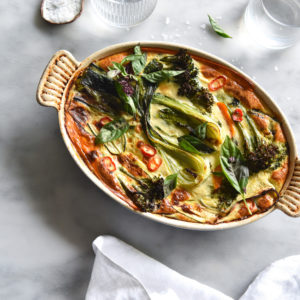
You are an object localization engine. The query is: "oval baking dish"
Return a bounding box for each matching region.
[36,42,300,230]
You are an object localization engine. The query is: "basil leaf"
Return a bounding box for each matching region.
[121,46,147,75]
[132,46,147,75]
[178,135,215,154]
[178,136,201,154]
[208,15,232,39]
[115,81,136,116]
[163,173,178,197]
[236,165,249,194]
[142,70,185,83]
[108,62,127,78]
[220,136,249,195]
[194,122,207,140]
[95,117,129,144]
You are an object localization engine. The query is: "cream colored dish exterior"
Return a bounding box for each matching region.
[37,41,300,230]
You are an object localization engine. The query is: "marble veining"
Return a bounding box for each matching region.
[0,0,300,299]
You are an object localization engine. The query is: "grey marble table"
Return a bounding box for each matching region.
[1,0,300,299]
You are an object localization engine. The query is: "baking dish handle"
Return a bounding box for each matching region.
[36,50,80,110]
[277,158,300,217]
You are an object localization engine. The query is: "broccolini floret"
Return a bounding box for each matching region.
[161,49,214,112]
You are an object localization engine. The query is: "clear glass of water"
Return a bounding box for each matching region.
[244,0,300,49]
[91,0,158,28]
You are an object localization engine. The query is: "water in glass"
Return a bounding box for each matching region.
[244,0,300,49]
[91,0,158,28]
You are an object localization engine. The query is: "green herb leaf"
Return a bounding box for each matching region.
[132,45,147,75]
[194,122,207,140]
[95,117,129,144]
[107,62,127,78]
[163,173,178,197]
[178,136,201,155]
[178,135,215,154]
[220,136,249,196]
[236,165,249,193]
[115,81,137,116]
[142,70,185,83]
[121,46,147,75]
[208,15,232,39]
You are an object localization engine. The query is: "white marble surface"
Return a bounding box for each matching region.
[1,0,300,299]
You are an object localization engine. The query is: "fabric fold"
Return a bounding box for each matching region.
[86,235,232,300]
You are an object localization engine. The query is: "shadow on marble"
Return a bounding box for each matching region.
[3,108,247,253]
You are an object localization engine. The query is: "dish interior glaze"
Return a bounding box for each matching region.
[63,46,289,224]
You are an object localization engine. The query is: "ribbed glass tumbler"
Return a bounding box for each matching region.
[91,0,158,27]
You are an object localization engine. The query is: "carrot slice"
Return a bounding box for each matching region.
[212,165,223,190]
[217,102,235,138]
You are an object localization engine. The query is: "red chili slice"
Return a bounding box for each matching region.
[140,144,157,157]
[147,156,162,172]
[232,108,243,122]
[101,156,116,172]
[208,75,226,91]
[99,116,112,127]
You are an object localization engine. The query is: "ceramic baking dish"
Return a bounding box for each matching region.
[36,41,300,230]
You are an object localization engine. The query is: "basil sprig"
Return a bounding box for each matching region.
[107,62,127,78]
[177,122,214,154]
[208,15,232,38]
[95,117,129,144]
[220,136,251,212]
[163,173,178,197]
[194,122,207,140]
[121,45,147,75]
[142,70,184,83]
[115,81,137,116]
[178,135,214,154]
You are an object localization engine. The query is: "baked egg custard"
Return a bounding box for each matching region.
[64,46,288,224]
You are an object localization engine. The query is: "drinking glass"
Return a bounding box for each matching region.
[244,0,300,49]
[91,0,158,28]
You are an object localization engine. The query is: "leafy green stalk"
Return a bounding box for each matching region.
[178,135,215,154]
[140,86,207,187]
[152,93,221,145]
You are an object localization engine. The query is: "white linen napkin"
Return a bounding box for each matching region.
[86,236,300,300]
[86,236,232,300]
[240,255,300,300]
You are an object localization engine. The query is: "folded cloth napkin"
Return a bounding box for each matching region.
[240,255,300,300]
[86,236,232,300]
[86,236,300,300]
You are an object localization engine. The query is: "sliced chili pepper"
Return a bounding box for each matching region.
[136,140,145,148]
[101,156,116,172]
[147,156,162,172]
[232,108,243,122]
[140,144,157,157]
[99,116,112,127]
[208,75,226,91]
